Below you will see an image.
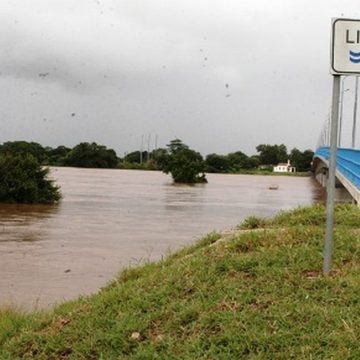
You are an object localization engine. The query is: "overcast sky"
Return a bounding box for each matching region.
[1,0,360,156]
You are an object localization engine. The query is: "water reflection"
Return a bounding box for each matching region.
[0,203,59,243]
[164,182,206,211]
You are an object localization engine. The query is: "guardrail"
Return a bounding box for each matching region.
[314,147,360,190]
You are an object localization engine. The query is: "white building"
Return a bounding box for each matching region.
[273,160,296,173]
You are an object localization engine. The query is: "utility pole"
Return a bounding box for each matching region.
[140,135,144,164]
[147,134,151,162]
[352,76,359,148]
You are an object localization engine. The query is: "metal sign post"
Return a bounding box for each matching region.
[325,18,360,274]
[323,75,340,274]
[352,76,359,148]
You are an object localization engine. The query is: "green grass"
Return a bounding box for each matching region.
[1,204,360,359]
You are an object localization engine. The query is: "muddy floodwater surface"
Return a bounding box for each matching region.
[0,168,349,309]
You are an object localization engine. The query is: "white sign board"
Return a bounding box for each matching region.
[331,18,360,75]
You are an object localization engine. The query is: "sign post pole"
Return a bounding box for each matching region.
[324,18,360,274]
[352,76,359,148]
[323,74,340,275]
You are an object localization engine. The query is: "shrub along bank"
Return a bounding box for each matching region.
[0,154,61,204]
[1,204,360,358]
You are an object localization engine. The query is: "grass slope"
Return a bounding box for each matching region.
[1,204,360,359]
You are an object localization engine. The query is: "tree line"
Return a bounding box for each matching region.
[0,140,314,203]
[119,143,313,174]
[0,140,314,173]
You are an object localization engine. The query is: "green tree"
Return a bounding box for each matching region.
[301,150,314,171]
[46,145,71,166]
[0,154,61,203]
[0,141,48,164]
[289,148,314,172]
[64,142,118,168]
[247,155,261,169]
[150,148,168,170]
[162,139,207,183]
[256,144,288,165]
[205,154,230,173]
[205,152,259,173]
[227,151,250,171]
[124,151,148,164]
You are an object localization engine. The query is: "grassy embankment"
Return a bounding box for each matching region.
[1,204,360,359]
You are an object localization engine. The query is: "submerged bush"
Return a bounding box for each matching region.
[162,139,207,184]
[0,154,61,204]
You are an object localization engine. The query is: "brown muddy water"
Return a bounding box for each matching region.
[0,168,350,309]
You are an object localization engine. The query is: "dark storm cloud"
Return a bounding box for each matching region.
[0,22,113,92]
[1,0,360,155]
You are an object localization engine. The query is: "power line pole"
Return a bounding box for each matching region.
[147,134,151,162]
[140,134,144,164]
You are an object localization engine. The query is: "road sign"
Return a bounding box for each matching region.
[331,18,360,75]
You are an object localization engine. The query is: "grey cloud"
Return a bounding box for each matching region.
[1,0,360,156]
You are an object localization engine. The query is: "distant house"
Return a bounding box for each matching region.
[273,160,296,173]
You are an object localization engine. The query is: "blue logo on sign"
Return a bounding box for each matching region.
[350,50,360,63]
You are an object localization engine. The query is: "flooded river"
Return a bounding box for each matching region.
[0,168,346,309]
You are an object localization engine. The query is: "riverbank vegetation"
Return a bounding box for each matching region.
[0,140,314,174]
[63,142,118,169]
[0,154,61,204]
[1,204,360,358]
